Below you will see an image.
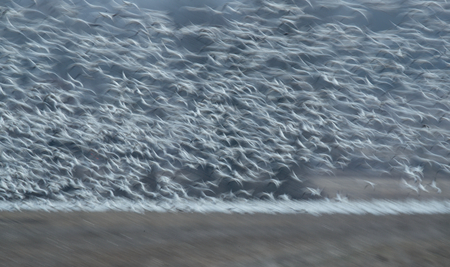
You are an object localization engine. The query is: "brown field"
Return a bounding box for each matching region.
[1,210,450,267]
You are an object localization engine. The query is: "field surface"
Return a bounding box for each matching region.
[1,211,450,267]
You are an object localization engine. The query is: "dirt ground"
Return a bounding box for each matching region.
[1,210,450,267]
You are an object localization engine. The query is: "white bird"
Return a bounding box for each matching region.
[363,180,376,190]
[291,172,303,183]
[235,189,254,198]
[277,194,291,201]
[401,179,419,194]
[305,187,322,197]
[418,183,428,193]
[334,192,348,202]
[268,178,284,188]
[257,191,275,201]
[428,180,442,194]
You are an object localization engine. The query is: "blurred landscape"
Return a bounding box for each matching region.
[1,0,450,265]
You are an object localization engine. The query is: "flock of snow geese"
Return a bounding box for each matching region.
[0,0,449,204]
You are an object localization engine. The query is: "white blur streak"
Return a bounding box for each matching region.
[2,199,450,216]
